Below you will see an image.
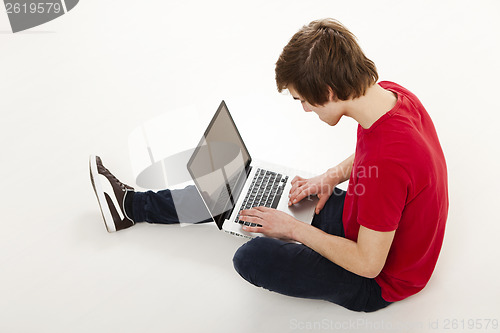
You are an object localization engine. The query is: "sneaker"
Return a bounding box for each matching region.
[89,155,135,232]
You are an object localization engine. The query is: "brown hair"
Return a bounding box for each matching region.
[275,18,378,105]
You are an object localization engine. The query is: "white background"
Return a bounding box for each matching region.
[1,0,499,332]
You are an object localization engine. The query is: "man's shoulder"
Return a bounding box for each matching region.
[379,81,425,110]
[378,80,408,94]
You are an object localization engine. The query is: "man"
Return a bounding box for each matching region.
[90,18,448,312]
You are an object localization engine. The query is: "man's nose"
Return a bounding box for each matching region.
[302,103,312,112]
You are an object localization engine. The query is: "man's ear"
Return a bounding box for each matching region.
[327,87,336,102]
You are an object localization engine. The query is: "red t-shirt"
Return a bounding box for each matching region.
[342,81,449,302]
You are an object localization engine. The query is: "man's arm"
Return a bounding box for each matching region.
[241,153,394,278]
[327,153,355,185]
[292,222,395,278]
[292,153,394,278]
[241,206,396,278]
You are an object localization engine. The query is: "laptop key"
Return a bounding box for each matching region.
[271,185,283,209]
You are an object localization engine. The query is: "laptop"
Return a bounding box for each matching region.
[187,100,318,239]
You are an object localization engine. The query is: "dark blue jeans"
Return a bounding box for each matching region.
[132,187,392,312]
[133,186,213,224]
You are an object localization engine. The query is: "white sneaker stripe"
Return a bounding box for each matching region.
[99,173,125,221]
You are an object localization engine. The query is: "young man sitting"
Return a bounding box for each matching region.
[90,18,448,312]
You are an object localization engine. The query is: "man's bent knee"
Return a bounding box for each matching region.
[232,237,279,285]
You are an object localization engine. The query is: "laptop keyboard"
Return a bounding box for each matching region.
[235,168,288,226]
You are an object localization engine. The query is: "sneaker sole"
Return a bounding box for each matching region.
[89,155,117,232]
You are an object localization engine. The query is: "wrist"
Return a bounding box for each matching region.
[324,167,342,186]
[327,158,352,185]
[290,218,307,242]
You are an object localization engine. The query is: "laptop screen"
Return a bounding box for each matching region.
[187,101,252,229]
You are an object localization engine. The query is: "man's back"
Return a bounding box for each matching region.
[343,81,449,302]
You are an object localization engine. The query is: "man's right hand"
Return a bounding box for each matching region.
[288,172,339,214]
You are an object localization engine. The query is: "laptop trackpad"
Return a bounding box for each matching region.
[278,192,318,224]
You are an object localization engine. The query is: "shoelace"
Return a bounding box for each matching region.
[98,164,133,191]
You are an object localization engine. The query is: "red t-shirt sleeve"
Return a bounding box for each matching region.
[355,159,410,232]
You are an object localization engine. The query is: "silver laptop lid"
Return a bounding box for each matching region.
[187,101,252,229]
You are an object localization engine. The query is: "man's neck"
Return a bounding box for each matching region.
[344,84,397,129]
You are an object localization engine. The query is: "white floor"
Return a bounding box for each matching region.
[1,1,500,332]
